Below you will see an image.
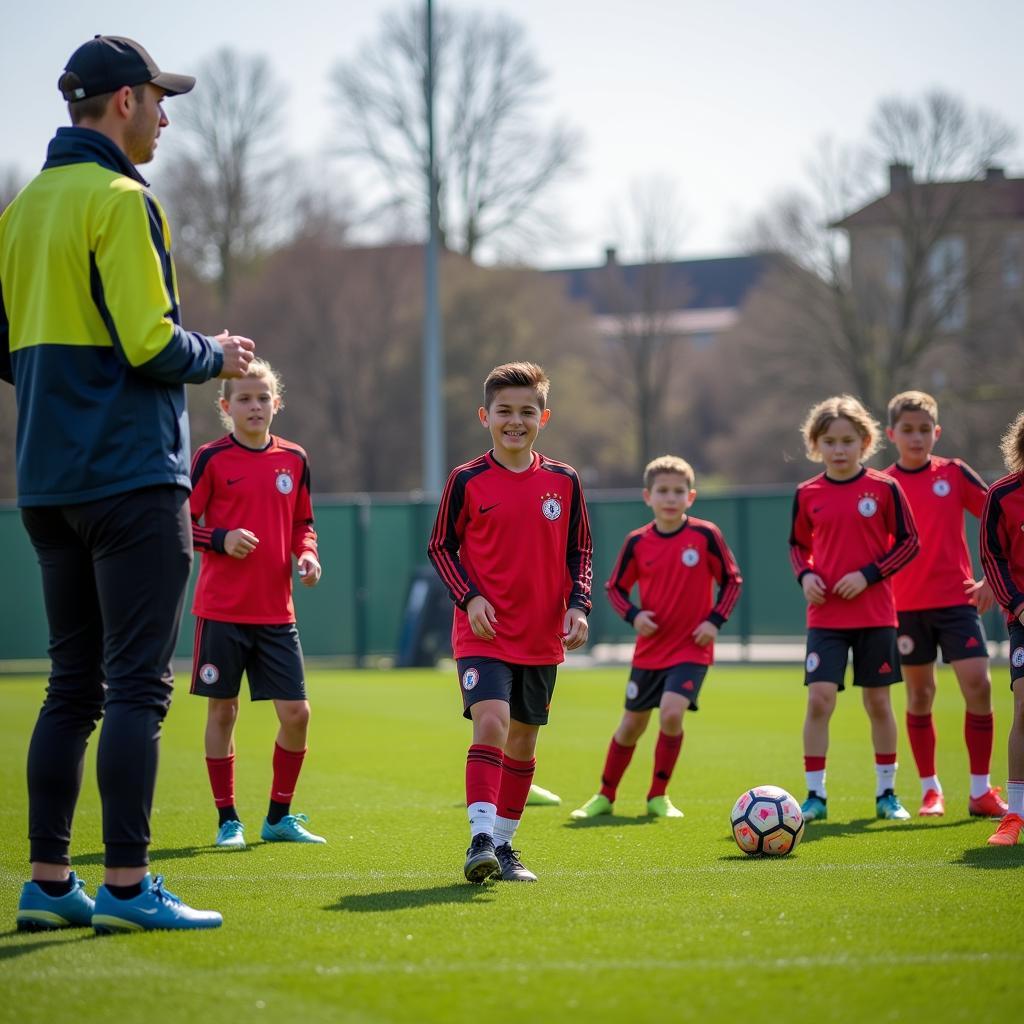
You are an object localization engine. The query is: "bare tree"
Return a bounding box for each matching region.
[598,177,693,472]
[744,90,1017,417]
[157,49,287,306]
[330,4,580,260]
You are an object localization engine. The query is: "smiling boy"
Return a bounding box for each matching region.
[427,362,593,883]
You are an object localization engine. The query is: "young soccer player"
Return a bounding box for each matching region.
[790,395,920,822]
[189,359,326,848]
[427,362,593,883]
[884,391,1007,818]
[571,456,742,820]
[979,411,1024,846]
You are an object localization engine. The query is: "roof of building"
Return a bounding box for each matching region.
[834,169,1024,230]
[545,253,776,315]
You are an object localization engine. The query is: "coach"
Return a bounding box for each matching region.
[0,36,254,932]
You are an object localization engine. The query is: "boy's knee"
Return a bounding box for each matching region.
[279,701,310,729]
[209,700,239,726]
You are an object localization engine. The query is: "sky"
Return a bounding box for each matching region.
[4,0,1023,267]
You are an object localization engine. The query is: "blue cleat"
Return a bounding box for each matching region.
[215,819,246,849]
[876,790,911,821]
[16,872,94,931]
[260,813,326,844]
[92,874,222,933]
[801,792,828,821]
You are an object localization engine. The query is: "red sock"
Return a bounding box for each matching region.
[466,744,503,806]
[647,731,684,800]
[906,713,937,777]
[599,738,635,800]
[206,754,235,808]
[803,756,826,772]
[964,711,994,775]
[496,756,536,820]
[271,743,306,803]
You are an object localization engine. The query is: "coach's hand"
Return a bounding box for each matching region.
[215,330,256,378]
[297,553,322,586]
[562,608,589,651]
[224,528,259,559]
[467,595,498,640]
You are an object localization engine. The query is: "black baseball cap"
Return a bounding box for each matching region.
[59,35,195,101]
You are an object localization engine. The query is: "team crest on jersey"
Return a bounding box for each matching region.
[1013,648,1024,670]
[681,546,700,567]
[199,663,220,685]
[540,493,562,521]
[897,635,915,656]
[626,680,639,700]
[932,478,951,497]
[857,495,878,517]
[275,469,294,494]
[805,652,820,672]
[462,667,480,691]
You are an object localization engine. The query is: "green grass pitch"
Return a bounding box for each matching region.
[0,665,1020,1024]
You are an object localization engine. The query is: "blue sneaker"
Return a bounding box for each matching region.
[16,872,94,931]
[876,790,911,821]
[92,874,222,933]
[215,819,246,849]
[260,813,326,844]
[801,792,828,821]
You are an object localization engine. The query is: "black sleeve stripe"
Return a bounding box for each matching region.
[955,460,988,493]
[190,437,233,485]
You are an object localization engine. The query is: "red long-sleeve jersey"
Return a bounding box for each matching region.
[980,471,1024,625]
[883,456,987,611]
[605,517,742,668]
[789,467,919,629]
[190,434,318,624]
[427,450,593,665]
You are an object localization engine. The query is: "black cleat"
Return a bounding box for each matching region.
[495,843,537,882]
[463,833,499,884]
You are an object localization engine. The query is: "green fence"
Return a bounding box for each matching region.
[0,490,1003,663]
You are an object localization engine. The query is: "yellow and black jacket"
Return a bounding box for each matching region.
[0,127,223,507]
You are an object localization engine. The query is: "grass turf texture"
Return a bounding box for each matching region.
[0,666,1020,1024]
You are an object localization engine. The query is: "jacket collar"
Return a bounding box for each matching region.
[43,126,149,186]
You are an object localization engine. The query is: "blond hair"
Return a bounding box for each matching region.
[483,361,550,410]
[887,390,938,428]
[218,358,284,429]
[801,394,881,462]
[643,455,695,491]
[999,411,1024,474]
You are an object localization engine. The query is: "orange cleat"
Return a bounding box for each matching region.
[986,812,1023,846]
[918,788,945,816]
[969,787,1009,819]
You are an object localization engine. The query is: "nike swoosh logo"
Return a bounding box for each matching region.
[478,503,500,514]
[137,907,160,915]
[227,477,244,486]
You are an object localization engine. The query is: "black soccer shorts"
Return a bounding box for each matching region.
[191,619,307,701]
[804,626,901,690]
[896,605,988,665]
[624,663,709,712]
[455,657,557,725]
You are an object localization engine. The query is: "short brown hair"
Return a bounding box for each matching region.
[887,390,938,428]
[801,394,881,462]
[1000,411,1024,474]
[218,359,284,429]
[483,362,550,410]
[68,84,145,125]
[643,455,695,491]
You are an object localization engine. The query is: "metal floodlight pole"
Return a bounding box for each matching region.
[423,0,445,497]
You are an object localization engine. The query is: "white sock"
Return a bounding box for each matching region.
[920,775,941,797]
[493,815,520,847]
[1007,780,1024,816]
[969,773,991,799]
[468,801,496,839]
[805,770,826,797]
[875,761,897,797]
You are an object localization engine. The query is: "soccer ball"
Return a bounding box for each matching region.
[730,785,804,856]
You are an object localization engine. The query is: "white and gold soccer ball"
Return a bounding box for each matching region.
[730,785,805,856]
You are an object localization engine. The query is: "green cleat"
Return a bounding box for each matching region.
[801,793,827,821]
[526,784,562,807]
[646,795,684,818]
[876,790,911,820]
[215,819,246,849]
[570,794,613,820]
[260,813,327,843]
